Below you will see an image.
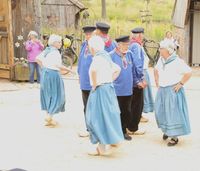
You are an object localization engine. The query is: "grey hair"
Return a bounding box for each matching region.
[28,31,38,38]
[160,39,175,55]
[48,34,62,46]
[88,35,105,51]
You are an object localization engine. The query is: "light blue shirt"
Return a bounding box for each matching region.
[77,41,92,90]
[129,42,144,87]
[110,50,133,96]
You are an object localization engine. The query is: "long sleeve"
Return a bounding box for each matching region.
[77,41,86,75]
[129,44,144,86]
[38,41,44,50]
[25,41,33,51]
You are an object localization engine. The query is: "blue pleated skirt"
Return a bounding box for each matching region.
[40,68,65,115]
[155,85,191,137]
[143,69,154,113]
[86,83,124,144]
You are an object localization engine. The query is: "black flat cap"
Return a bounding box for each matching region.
[82,26,96,33]
[131,27,144,34]
[96,22,110,32]
[115,35,130,43]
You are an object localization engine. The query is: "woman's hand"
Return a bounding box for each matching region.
[173,72,192,92]
[173,82,183,92]
[92,85,97,91]
[155,79,159,88]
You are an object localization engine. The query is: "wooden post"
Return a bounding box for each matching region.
[101,0,107,19]
[8,0,14,80]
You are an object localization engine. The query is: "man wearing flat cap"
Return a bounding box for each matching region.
[110,35,133,141]
[77,25,96,137]
[95,22,116,52]
[127,27,147,135]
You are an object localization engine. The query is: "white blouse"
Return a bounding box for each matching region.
[155,56,191,87]
[36,50,62,71]
[89,55,120,86]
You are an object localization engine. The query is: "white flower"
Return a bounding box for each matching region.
[17,35,24,41]
[15,42,20,48]
[14,58,19,61]
[20,57,24,61]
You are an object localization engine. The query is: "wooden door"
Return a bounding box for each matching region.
[192,4,200,65]
[0,0,14,79]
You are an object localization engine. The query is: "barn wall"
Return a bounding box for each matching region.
[41,1,80,33]
[12,0,41,59]
[192,2,200,65]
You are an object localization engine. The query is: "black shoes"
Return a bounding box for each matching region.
[167,138,179,146]
[162,134,179,146]
[124,133,132,141]
[163,134,168,140]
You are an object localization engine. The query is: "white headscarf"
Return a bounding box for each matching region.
[160,39,175,55]
[88,35,105,51]
[48,34,62,46]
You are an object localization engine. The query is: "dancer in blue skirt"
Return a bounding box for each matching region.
[141,47,154,122]
[36,34,73,127]
[77,26,96,137]
[86,35,124,155]
[154,40,192,146]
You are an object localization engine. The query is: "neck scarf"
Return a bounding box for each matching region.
[101,34,112,47]
[161,53,177,70]
[95,50,112,66]
[43,46,57,58]
[115,48,127,69]
[130,37,142,46]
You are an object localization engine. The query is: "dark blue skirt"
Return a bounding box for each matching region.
[40,68,65,115]
[155,85,191,137]
[86,83,124,144]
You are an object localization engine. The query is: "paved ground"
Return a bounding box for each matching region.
[0,68,200,171]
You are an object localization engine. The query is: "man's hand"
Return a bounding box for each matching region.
[137,80,147,89]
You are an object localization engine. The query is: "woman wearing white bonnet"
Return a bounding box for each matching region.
[154,39,192,146]
[36,34,73,127]
[86,35,124,155]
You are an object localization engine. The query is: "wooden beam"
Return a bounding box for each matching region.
[0,69,10,79]
[172,0,190,28]
[8,0,14,80]
[189,2,194,66]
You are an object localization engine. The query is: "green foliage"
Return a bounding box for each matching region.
[81,0,175,42]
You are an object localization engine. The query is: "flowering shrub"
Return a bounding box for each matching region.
[14,57,28,67]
